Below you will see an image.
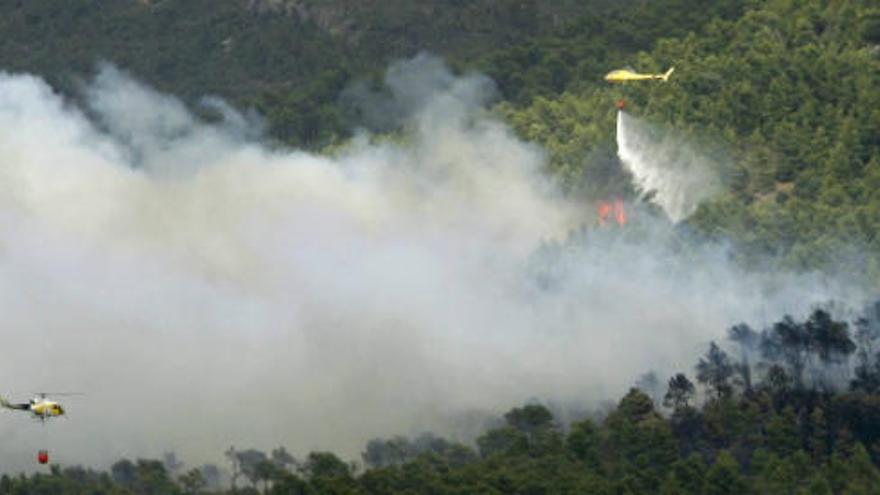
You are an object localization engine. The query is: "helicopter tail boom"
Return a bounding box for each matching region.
[0,395,35,411]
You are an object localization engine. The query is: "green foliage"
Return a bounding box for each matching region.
[6,0,875,273]
[473,0,744,105]
[4,1,880,493]
[697,342,736,399]
[664,373,696,410]
[178,468,206,495]
[499,0,880,273]
[476,426,528,459]
[6,379,880,494]
[109,458,180,495]
[0,0,618,151]
[566,418,601,467]
[766,408,801,458]
[602,389,678,491]
[706,450,748,495]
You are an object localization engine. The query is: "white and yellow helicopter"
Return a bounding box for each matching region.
[605,67,675,83]
[1,393,69,421]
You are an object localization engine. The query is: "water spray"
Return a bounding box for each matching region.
[615,109,722,222]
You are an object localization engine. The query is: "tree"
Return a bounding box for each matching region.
[670,454,708,494]
[804,474,833,495]
[605,388,677,490]
[853,301,880,369]
[761,316,810,388]
[664,373,696,410]
[566,418,601,468]
[111,459,136,488]
[226,446,243,492]
[851,303,880,392]
[705,450,747,495]
[503,404,554,435]
[834,393,880,450]
[843,443,880,493]
[302,452,351,480]
[728,323,758,393]
[696,342,735,400]
[133,459,180,495]
[808,406,830,465]
[301,452,357,494]
[805,309,855,387]
[670,404,706,457]
[232,449,269,489]
[268,472,309,495]
[766,407,801,458]
[850,353,880,393]
[179,469,206,495]
[503,403,562,456]
[271,447,296,472]
[254,459,281,494]
[761,364,793,409]
[636,371,663,406]
[476,426,528,458]
[363,436,414,468]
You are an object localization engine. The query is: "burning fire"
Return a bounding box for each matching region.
[597,199,627,226]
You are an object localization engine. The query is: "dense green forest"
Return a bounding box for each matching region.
[498,0,880,273]
[0,0,597,146]
[4,0,880,493]
[0,0,744,148]
[3,0,878,273]
[5,304,880,494]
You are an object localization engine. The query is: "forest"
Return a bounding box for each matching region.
[4,303,880,494]
[2,0,877,273]
[2,0,880,493]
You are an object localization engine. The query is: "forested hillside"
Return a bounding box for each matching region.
[0,0,590,146]
[5,1,880,493]
[0,0,742,148]
[501,0,880,272]
[5,304,880,494]
[5,0,876,273]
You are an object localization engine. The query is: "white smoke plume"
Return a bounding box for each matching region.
[0,58,858,473]
[616,110,724,222]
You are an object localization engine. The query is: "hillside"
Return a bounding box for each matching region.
[5,305,880,494]
[500,0,880,273]
[0,0,585,147]
[4,1,880,493]
[0,0,741,148]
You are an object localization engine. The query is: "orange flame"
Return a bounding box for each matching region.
[614,199,627,226]
[597,199,627,227]
[598,201,612,225]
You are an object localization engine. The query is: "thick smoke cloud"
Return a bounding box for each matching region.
[341,54,499,132]
[0,58,858,472]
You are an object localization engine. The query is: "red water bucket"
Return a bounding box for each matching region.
[37,450,49,464]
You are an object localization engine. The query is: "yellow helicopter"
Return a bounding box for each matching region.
[1,393,70,421]
[605,67,675,83]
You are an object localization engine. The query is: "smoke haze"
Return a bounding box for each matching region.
[617,110,724,222]
[0,57,861,472]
